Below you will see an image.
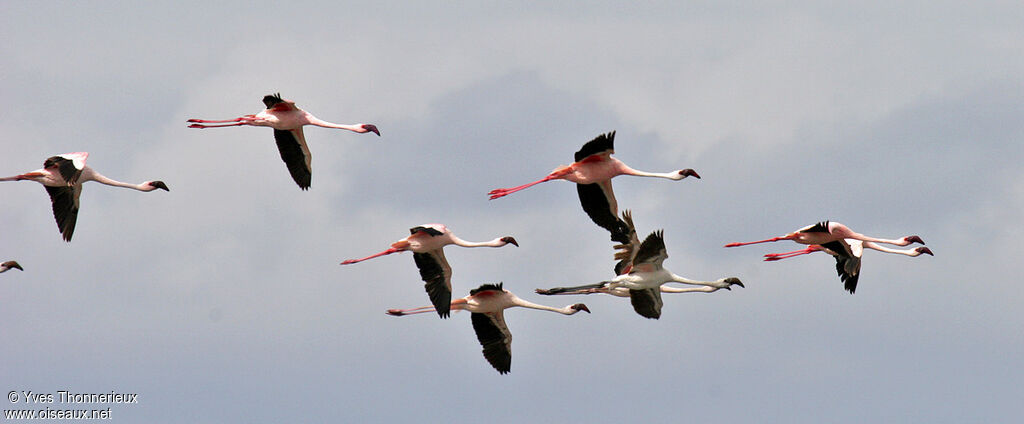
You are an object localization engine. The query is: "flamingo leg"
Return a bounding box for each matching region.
[188,122,247,128]
[386,306,437,316]
[340,247,402,265]
[489,167,578,200]
[763,247,819,261]
[724,235,794,248]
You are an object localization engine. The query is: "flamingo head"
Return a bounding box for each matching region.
[570,303,591,314]
[904,235,925,245]
[723,277,744,289]
[361,124,380,136]
[676,168,701,180]
[2,261,23,271]
[145,181,170,192]
[915,247,934,256]
[500,236,519,247]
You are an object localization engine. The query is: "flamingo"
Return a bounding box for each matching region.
[763,239,933,294]
[1,261,23,273]
[1,152,169,242]
[340,224,518,318]
[488,131,699,243]
[386,282,590,374]
[538,230,743,319]
[724,221,925,249]
[187,93,380,190]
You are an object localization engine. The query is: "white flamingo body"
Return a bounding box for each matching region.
[489,132,699,243]
[387,283,589,374]
[340,224,517,318]
[187,93,379,190]
[1,152,169,242]
[539,229,742,319]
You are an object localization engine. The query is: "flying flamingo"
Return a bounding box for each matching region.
[1,261,23,274]
[386,282,590,374]
[763,239,933,294]
[340,224,518,318]
[538,230,743,319]
[488,131,699,243]
[724,221,925,249]
[1,152,169,242]
[187,93,380,190]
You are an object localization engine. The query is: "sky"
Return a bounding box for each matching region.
[2,1,1022,422]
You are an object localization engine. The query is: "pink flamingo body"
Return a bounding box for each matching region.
[489,132,699,243]
[762,238,933,294]
[1,152,169,242]
[387,283,589,374]
[187,93,379,190]
[724,221,925,249]
[340,224,517,318]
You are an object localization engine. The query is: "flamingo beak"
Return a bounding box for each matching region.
[916,247,934,256]
[679,169,701,179]
[4,261,23,271]
[501,236,519,247]
[905,235,925,245]
[573,303,591,313]
[362,124,381,136]
[150,181,170,191]
[726,277,744,288]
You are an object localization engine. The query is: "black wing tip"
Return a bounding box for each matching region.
[470,282,504,295]
[409,226,444,236]
[262,93,285,108]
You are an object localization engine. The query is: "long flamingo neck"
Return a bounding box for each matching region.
[307,117,363,132]
[450,236,504,248]
[724,235,794,248]
[340,247,402,265]
[861,242,920,256]
[88,172,149,191]
[512,298,576,315]
[623,168,682,180]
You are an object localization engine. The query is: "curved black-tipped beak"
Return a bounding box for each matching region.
[905,235,925,245]
[727,277,745,288]
[150,181,170,191]
[573,303,591,313]
[362,124,381,136]
[917,247,934,256]
[680,168,701,179]
[501,236,519,247]
[4,261,23,271]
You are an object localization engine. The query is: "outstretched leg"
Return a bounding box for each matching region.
[340,247,403,265]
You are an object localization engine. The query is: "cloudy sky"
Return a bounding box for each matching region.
[2,1,1022,422]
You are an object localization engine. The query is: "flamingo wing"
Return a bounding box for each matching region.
[574,131,616,162]
[576,181,631,244]
[273,128,312,190]
[262,93,297,111]
[43,154,85,186]
[821,240,861,294]
[44,184,81,242]
[800,221,831,234]
[632,230,668,270]
[613,210,641,275]
[412,250,453,318]
[409,226,444,236]
[629,288,663,319]
[470,311,512,374]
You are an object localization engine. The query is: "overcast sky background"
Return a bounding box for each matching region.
[2,1,1022,422]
